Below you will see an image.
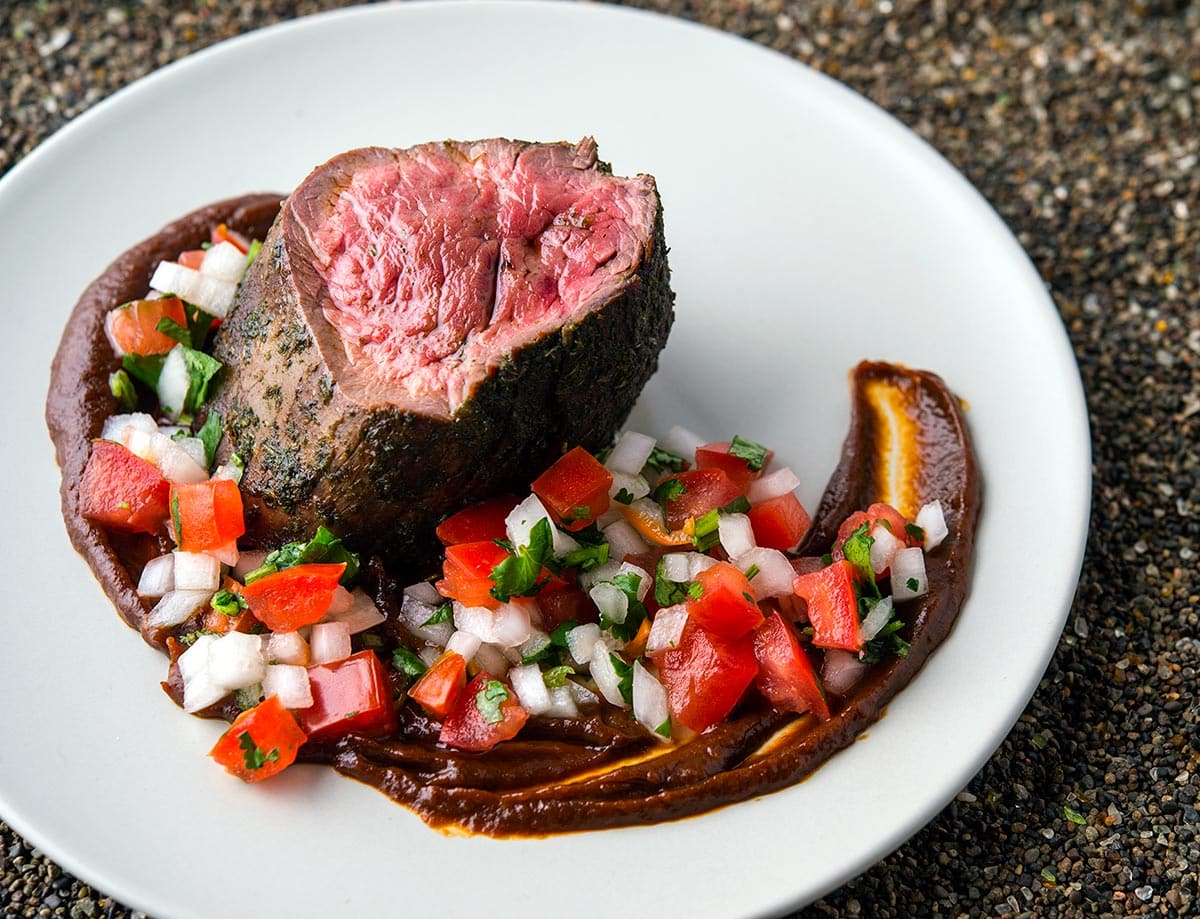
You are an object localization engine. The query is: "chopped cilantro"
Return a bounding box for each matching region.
[562,540,610,573]
[567,504,593,522]
[652,477,686,505]
[343,710,360,720]
[549,621,579,648]
[490,517,553,601]
[196,410,223,468]
[211,589,247,617]
[728,435,768,471]
[691,508,721,551]
[687,581,703,600]
[842,522,878,595]
[613,487,636,505]
[570,523,607,546]
[609,653,633,704]
[180,346,222,415]
[233,685,263,712]
[654,718,671,738]
[246,526,361,586]
[170,491,182,543]
[392,647,427,678]
[820,552,833,566]
[475,680,510,724]
[654,557,702,607]
[645,445,685,474]
[722,495,751,515]
[108,369,137,411]
[744,563,761,581]
[602,572,647,641]
[360,633,383,649]
[905,523,926,543]
[542,664,574,688]
[422,602,452,627]
[155,316,193,348]
[121,352,165,389]
[238,731,279,770]
[906,577,920,592]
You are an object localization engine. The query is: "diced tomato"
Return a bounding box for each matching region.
[106,297,188,356]
[658,619,758,732]
[408,651,468,719]
[661,468,743,530]
[792,559,863,652]
[695,441,774,492]
[209,695,307,783]
[438,672,529,751]
[79,440,170,534]
[435,495,520,545]
[296,650,396,742]
[211,222,250,253]
[752,612,831,720]
[687,561,763,639]
[747,492,812,551]
[177,250,206,270]
[833,503,916,560]
[531,446,613,531]
[615,503,693,547]
[170,479,245,552]
[537,584,597,630]
[436,541,509,609]
[240,563,346,632]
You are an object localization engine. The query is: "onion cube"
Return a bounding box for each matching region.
[684,552,718,580]
[172,551,221,591]
[565,622,603,666]
[505,493,579,558]
[509,663,552,715]
[146,589,213,629]
[473,642,512,678]
[915,500,949,551]
[446,629,482,663]
[601,518,649,562]
[101,412,157,443]
[747,466,802,504]
[589,582,629,624]
[401,592,453,647]
[659,425,705,461]
[822,648,871,695]
[137,554,175,598]
[608,470,651,504]
[730,547,795,598]
[869,524,904,575]
[324,588,386,635]
[590,649,629,708]
[208,632,266,690]
[262,664,313,710]
[266,631,310,666]
[890,547,929,601]
[543,684,581,719]
[615,562,652,601]
[645,604,689,654]
[578,559,621,592]
[606,431,657,476]
[178,635,228,713]
[860,596,895,641]
[567,680,600,710]
[718,513,757,558]
[632,661,670,740]
[309,621,352,665]
[149,260,237,317]
[199,240,249,283]
[172,436,208,471]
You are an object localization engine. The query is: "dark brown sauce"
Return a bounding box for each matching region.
[46,195,981,837]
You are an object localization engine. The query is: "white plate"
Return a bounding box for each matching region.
[0,3,1090,916]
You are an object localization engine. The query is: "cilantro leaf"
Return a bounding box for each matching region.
[609,653,633,705]
[181,346,222,415]
[905,523,926,543]
[108,369,137,411]
[392,647,427,678]
[728,435,769,471]
[603,572,647,641]
[211,589,247,617]
[542,664,574,688]
[196,410,223,468]
[841,522,878,595]
[245,526,361,586]
[722,495,751,515]
[654,718,672,738]
[475,679,510,724]
[155,316,192,348]
[654,557,700,607]
[691,508,721,551]
[238,731,279,770]
[422,602,452,626]
[121,353,165,389]
[744,563,761,581]
[613,487,636,505]
[490,517,553,602]
[652,477,686,505]
[644,445,686,474]
[562,540,609,572]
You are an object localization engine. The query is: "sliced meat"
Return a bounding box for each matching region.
[211,138,673,570]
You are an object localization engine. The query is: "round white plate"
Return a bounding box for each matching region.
[0,3,1090,917]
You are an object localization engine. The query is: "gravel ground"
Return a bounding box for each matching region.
[2,1,1198,916]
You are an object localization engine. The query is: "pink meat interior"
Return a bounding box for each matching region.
[301,139,658,414]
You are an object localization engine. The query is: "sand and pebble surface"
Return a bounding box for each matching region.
[2,1,1197,916]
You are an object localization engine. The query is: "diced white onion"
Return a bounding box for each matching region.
[208,632,266,690]
[608,470,651,504]
[323,588,386,634]
[155,345,191,421]
[179,635,227,713]
[453,600,533,648]
[822,648,871,695]
[601,518,649,563]
[685,552,718,580]
[171,435,208,471]
[590,649,629,708]
[262,664,313,710]
[578,559,621,592]
[445,629,481,662]
[328,586,354,614]
[212,461,243,484]
[172,551,221,591]
[565,622,603,666]
[403,581,442,605]
[505,493,579,558]
[632,661,670,740]
[869,524,904,575]
[199,241,249,283]
[589,582,629,624]
[891,547,929,601]
[659,552,691,584]
[266,631,309,666]
[401,591,453,648]
[718,513,757,558]
[473,642,512,678]
[544,684,581,719]
[567,680,600,709]
[860,596,895,641]
[645,604,689,654]
[518,630,550,662]
[124,425,207,483]
[101,412,157,443]
[509,664,552,715]
[232,550,268,581]
[146,589,213,629]
[747,466,802,504]
[309,621,352,665]
[659,425,705,461]
[916,500,949,551]
[417,646,441,667]
[149,260,237,317]
[615,562,652,601]
[731,546,795,599]
[137,554,175,598]
[605,431,656,476]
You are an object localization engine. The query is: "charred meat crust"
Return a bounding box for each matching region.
[46,194,284,643]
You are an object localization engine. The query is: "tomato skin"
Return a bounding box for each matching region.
[436,541,509,609]
[536,584,597,631]
[296,650,396,742]
[658,619,758,732]
[687,561,764,640]
[753,612,831,720]
[439,672,529,751]
[177,250,206,270]
[695,442,774,492]
[408,651,468,718]
[240,563,346,632]
[79,440,170,534]
[209,695,307,783]
[170,478,245,552]
[792,560,863,652]
[105,297,188,356]
[435,495,519,545]
[661,468,743,530]
[833,503,916,560]
[212,223,250,253]
[531,446,613,531]
[747,492,811,551]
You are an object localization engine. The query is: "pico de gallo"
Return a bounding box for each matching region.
[76,226,954,785]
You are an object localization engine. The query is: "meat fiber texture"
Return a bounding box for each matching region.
[211,138,673,571]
